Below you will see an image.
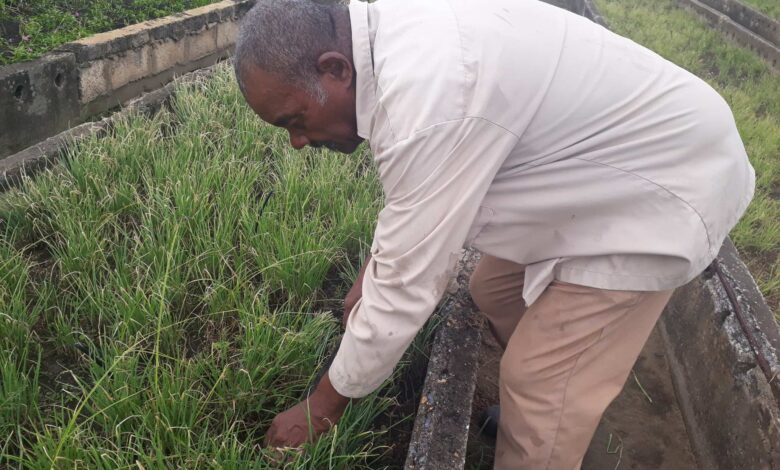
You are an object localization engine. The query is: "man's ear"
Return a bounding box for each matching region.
[316,52,354,86]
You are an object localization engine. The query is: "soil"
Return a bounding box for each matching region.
[374,348,431,468]
[465,322,698,469]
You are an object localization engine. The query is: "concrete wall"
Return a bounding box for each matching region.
[697,0,778,47]
[660,239,780,469]
[0,65,219,190]
[0,0,253,159]
[405,250,483,470]
[676,0,780,71]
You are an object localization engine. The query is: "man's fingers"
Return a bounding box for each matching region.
[263,421,278,447]
[265,445,302,466]
[265,421,308,448]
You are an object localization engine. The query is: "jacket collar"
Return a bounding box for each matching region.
[349,1,376,140]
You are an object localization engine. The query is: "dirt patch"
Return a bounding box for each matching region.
[465,322,698,469]
[583,329,697,469]
[373,347,432,468]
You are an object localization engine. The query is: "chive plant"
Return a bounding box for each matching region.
[0,65,427,468]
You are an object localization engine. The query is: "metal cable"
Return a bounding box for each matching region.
[712,260,780,406]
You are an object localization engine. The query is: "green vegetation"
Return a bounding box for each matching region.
[0,65,428,468]
[595,0,780,316]
[0,0,221,64]
[737,0,780,21]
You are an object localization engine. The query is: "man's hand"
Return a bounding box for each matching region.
[342,255,371,328]
[264,372,351,448]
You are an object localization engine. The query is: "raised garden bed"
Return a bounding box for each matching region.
[0,0,224,65]
[0,64,433,468]
[2,0,779,468]
[1,0,252,160]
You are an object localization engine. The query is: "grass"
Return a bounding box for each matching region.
[594,0,780,319]
[0,64,431,468]
[0,0,222,65]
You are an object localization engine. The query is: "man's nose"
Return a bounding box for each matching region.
[289,132,310,150]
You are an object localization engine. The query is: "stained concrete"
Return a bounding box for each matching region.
[696,0,779,47]
[0,53,79,158]
[406,250,484,470]
[0,64,219,190]
[0,0,253,160]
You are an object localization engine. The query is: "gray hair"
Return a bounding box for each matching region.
[233,0,349,103]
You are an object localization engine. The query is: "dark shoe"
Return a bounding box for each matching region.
[478,404,500,439]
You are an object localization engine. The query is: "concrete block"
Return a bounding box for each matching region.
[148,39,189,76]
[677,0,780,71]
[1,63,221,189]
[405,250,483,470]
[59,26,151,63]
[57,1,250,62]
[0,0,251,158]
[216,21,240,51]
[107,47,150,91]
[699,0,779,46]
[78,59,110,104]
[186,27,220,62]
[0,53,80,158]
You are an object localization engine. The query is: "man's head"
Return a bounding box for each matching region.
[234,0,362,153]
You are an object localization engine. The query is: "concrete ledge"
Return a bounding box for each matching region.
[660,238,780,469]
[405,250,484,470]
[66,3,246,107]
[0,0,253,160]
[0,53,80,158]
[698,0,779,47]
[0,65,219,191]
[677,0,780,72]
[567,0,608,26]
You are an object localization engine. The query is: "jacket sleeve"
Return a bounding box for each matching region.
[328,118,518,397]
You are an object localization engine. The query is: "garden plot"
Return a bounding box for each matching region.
[0,0,223,64]
[0,64,428,468]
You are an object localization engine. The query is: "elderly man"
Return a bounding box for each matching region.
[233,0,754,467]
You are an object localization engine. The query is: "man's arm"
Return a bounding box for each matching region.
[263,255,369,448]
[265,119,518,447]
[328,119,518,399]
[342,255,372,328]
[264,371,350,447]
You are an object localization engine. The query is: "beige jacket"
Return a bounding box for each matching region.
[329,0,755,398]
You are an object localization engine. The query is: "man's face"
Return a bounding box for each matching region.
[241,66,363,154]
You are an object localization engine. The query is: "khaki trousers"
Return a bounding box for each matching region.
[469,255,673,470]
